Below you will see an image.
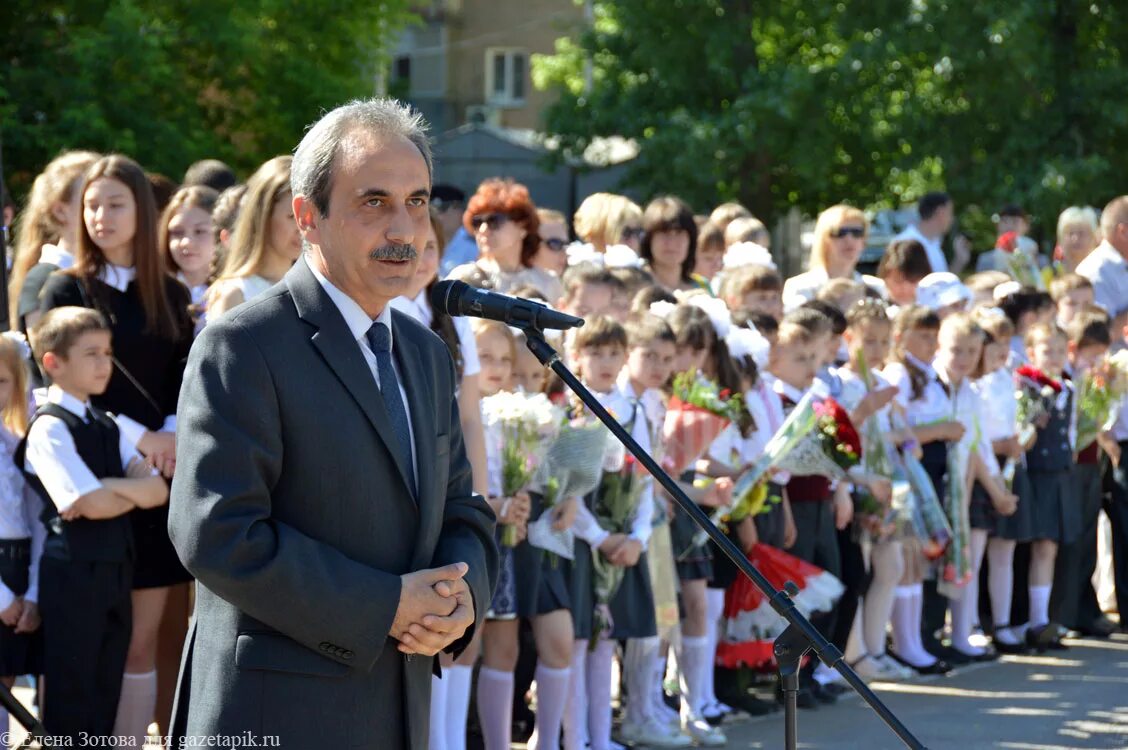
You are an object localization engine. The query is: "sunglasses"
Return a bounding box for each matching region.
[831,226,866,239]
[621,226,644,241]
[471,213,511,230]
[543,238,567,252]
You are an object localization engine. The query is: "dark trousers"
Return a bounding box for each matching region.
[40,558,132,741]
[789,501,839,677]
[1103,449,1128,620]
[1051,462,1104,629]
[831,526,866,652]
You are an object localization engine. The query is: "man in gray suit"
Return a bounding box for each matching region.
[168,98,498,748]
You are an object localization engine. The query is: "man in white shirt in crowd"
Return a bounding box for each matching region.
[893,192,954,274]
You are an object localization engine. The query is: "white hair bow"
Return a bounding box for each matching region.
[0,331,30,360]
[686,295,733,338]
[726,324,771,369]
[648,300,678,319]
[723,241,776,271]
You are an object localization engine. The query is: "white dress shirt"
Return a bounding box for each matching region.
[309,262,418,486]
[570,378,657,550]
[782,268,887,312]
[24,386,149,514]
[1076,240,1128,315]
[894,224,947,273]
[38,243,75,270]
[975,368,1018,443]
[0,428,46,608]
[882,355,951,426]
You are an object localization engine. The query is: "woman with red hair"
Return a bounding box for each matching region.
[447,178,563,303]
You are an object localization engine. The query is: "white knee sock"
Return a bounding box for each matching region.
[1029,585,1052,628]
[651,651,678,724]
[585,640,616,750]
[952,531,987,654]
[564,641,589,750]
[430,673,449,750]
[476,667,515,750]
[623,637,658,727]
[445,665,474,750]
[529,664,570,750]
[988,542,1016,630]
[703,588,726,708]
[864,543,903,657]
[951,577,983,655]
[890,586,917,659]
[677,635,709,719]
[113,670,156,746]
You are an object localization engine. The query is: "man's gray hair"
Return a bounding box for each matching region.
[291,98,433,217]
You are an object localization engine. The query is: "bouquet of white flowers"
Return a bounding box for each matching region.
[481,391,564,546]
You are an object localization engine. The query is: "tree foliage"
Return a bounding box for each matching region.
[534,0,1128,238]
[1,0,417,196]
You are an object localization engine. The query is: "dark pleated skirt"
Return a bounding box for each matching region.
[994,461,1035,541]
[608,551,658,639]
[565,538,595,639]
[563,537,657,639]
[670,506,713,581]
[1025,469,1081,544]
[534,552,572,616]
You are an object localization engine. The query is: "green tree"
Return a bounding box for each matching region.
[1,0,417,196]
[534,0,1128,242]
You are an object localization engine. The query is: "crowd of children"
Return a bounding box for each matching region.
[2,145,1127,750]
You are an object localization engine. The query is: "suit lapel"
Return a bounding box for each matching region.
[287,258,417,506]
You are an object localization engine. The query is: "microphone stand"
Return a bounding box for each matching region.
[0,680,46,747]
[521,328,927,750]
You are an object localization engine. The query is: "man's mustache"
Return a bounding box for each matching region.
[370,244,418,261]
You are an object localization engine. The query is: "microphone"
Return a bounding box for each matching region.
[431,280,585,331]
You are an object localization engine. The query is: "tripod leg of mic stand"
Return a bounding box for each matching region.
[775,623,810,750]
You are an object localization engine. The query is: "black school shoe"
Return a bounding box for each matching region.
[1026,623,1069,653]
[887,650,953,676]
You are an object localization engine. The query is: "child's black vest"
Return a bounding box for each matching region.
[15,404,134,562]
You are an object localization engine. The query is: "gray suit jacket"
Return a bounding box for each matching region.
[168,257,497,749]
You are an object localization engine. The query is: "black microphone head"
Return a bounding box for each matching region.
[430,279,468,316]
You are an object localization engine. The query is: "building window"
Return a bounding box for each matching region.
[485,48,528,107]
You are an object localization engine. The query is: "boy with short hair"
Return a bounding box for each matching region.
[877,239,932,307]
[1053,311,1116,635]
[560,264,623,320]
[1050,273,1096,327]
[18,307,168,742]
[766,319,845,705]
[718,264,784,321]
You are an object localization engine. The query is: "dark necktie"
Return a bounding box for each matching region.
[365,321,416,498]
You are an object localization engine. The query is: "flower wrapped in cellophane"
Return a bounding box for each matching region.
[481,391,565,546]
[528,416,613,561]
[590,449,646,645]
[731,382,862,513]
[896,445,952,561]
[1076,354,1128,452]
[997,231,1046,290]
[661,372,742,476]
[1004,365,1062,488]
[716,544,844,669]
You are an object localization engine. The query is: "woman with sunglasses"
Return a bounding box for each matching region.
[530,208,570,277]
[782,204,886,311]
[447,179,563,303]
[638,195,710,294]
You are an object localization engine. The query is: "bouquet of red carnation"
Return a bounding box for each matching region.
[662,372,742,476]
[997,231,1045,290]
[1004,365,1062,487]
